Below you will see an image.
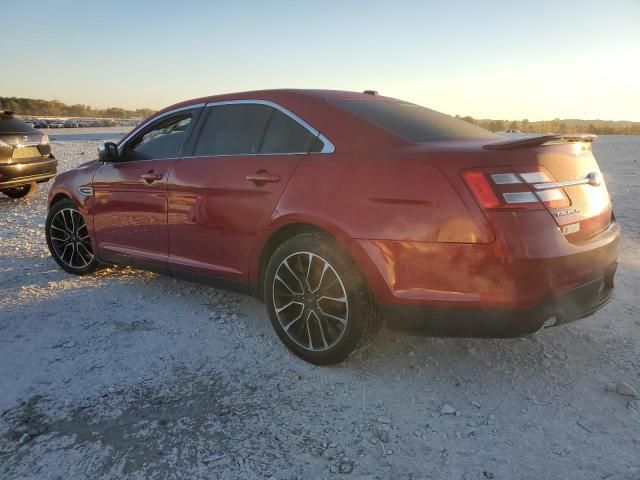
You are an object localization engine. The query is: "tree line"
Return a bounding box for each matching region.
[0,96,155,119]
[2,96,639,134]
[456,115,640,135]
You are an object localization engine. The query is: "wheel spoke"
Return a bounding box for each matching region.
[318,294,347,304]
[76,243,92,266]
[275,300,303,314]
[305,310,313,349]
[284,308,306,332]
[317,306,347,326]
[311,310,329,349]
[305,253,314,290]
[275,273,303,296]
[51,225,68,235]
[311,262,329,293]
[283,258,305,292]
[77,242,94,261]
[61,243,72,263]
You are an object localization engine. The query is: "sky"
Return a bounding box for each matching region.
[1,0,639,121]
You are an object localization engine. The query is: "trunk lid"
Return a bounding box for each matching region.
[483,135,612,243]
[0,131,49,164]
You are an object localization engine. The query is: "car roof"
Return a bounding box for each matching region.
[0,111,37,134]
[161,89,391,113]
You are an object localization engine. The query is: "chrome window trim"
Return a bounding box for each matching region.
[117,103,205,154]
[117,99,336,157]
[202,99,335,154]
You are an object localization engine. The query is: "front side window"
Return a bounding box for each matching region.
[125,114,193,160]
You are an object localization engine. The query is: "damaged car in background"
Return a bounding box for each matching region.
[0,111,57,199]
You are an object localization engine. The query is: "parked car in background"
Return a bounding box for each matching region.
[33,120,49,129]
[64,120,80,128]
[49,120,65,128]
[0,111,57,198]
[45,89,619,364]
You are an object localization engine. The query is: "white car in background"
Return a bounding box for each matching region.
[498,129,524,134]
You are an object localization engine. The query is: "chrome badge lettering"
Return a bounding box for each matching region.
[553,207,580,217]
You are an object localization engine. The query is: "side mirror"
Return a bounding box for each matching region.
[98,142,119,162]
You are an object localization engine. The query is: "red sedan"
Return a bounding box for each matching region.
[45,90,619,364]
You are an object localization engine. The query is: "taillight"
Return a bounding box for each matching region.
[463,168,570,210]
[462,171,501,208]
[41,134,49,144]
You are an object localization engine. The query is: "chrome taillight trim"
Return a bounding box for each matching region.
[536,189,565,202]
[491,173,522,184]
[503,192,539,203]
[519,171,552,183]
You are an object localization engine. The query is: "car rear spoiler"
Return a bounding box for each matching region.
[483,134,597,150]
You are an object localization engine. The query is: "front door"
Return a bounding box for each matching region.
[167,102,319,282]
[92,109,200,271]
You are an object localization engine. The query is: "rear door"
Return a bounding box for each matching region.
[166,101,318,282]
[92,108,201,270]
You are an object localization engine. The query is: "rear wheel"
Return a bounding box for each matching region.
[264,232,379,365]
[45,199,99,275]
[2,182,37,199]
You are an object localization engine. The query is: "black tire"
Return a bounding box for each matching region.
[45,198,99,275]
[264,232,380,365]
[2,182,37,199]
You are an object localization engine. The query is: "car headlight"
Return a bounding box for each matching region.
[0,139,9,148]
[41,134,49,144]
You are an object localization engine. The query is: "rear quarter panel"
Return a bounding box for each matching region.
[269,150,494,244]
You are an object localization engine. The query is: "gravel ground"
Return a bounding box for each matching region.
[1,131,639,480]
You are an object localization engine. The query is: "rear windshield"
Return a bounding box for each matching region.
[0,116,34,134]
[337,99,497,142]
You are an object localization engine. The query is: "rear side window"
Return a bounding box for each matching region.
[194,104,272,156]
[337,99,497,142]
[261,110,316,154]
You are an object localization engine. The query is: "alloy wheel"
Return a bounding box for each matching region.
[272,252,349,352]
[49,208,95,270]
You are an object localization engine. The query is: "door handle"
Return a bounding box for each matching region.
[246,170,280,186]
[140,171,163,184]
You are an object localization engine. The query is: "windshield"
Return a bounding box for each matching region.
[337,99,497,142]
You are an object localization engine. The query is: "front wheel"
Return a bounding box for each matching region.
[264,233,380,365]
[45,199,99,275]
[2,182,37,199]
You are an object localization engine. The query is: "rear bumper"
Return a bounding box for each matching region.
[380,262,617,337]
[0,158,57,188]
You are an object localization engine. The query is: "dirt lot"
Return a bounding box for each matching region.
[1,130,639,479]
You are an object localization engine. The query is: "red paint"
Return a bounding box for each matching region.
[48,89,619,316]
